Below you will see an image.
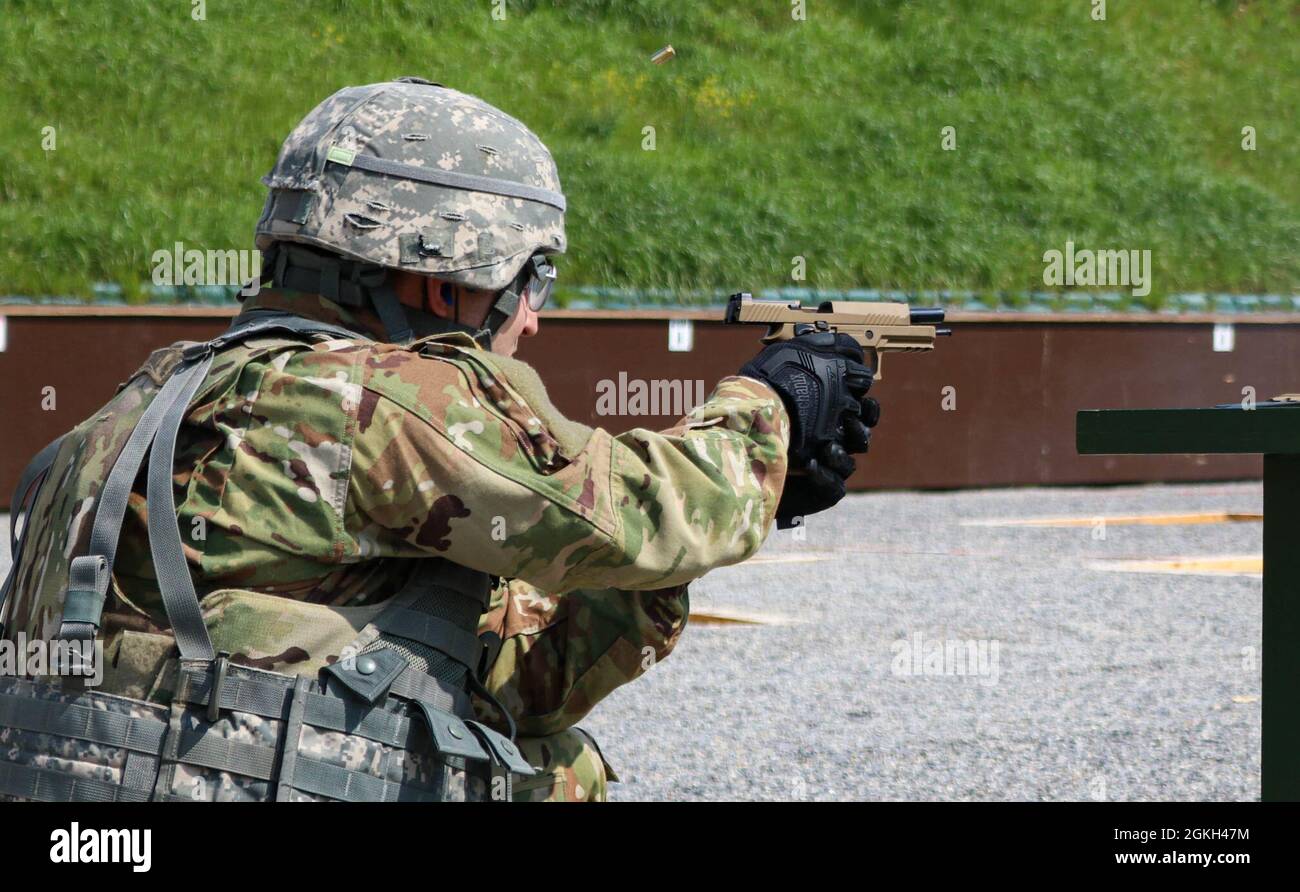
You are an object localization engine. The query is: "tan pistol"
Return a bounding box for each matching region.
[723,292,951,382]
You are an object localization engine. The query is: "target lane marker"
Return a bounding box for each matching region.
[963,511,1261,528]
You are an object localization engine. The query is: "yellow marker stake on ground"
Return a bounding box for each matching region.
[1092,555,1262,577]
[687,607,785,626]
[744,553,833,565]
[963,511,1262,528]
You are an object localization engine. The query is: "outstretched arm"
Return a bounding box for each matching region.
[351,342,790,593]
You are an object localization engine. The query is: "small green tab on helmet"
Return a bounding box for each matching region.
[325,145,356,166]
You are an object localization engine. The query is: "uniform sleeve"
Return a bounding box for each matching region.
[473,577,689,737]
[348,343,790,594]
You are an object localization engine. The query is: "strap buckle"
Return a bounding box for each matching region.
[207,652,231,723]
[180,341,215,362]
[58,554,111,639]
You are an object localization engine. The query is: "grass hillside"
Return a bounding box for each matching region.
[0,0,1295,305]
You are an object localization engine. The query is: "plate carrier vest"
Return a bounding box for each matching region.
[0,311,534,802]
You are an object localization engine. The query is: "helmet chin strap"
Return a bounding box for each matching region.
[439,273,527,350]
[476,286,522,348]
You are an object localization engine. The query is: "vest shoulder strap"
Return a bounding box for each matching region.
[54,311,374,654]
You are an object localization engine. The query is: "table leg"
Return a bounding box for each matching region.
[1263,453,1300,801]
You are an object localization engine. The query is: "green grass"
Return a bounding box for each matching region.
[0,0,1295,304]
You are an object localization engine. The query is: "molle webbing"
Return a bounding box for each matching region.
[0,690,166,753]
[0,677,167,803]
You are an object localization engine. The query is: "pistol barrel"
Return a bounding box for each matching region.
[909,307,945,325]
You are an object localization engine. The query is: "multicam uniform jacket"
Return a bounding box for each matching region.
[5,289,790,793]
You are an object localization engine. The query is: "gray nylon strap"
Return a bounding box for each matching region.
[0,761,152,802]
[169,724,277,781]
[53,311,369,647]
[87,361,199,563]
[293,755,387,802]
[319,255,341,301]
[121,752,159,791]
[274,676,312,801]
[146,354,218,662]
[300,690,415,749]
[177,665,294,719]
[330,150,567,212]
[0,691,167,754]
[373,607,483,670]
[289,754,443,803]
[56,355,210,642]
[387,666,469,715]
[493,287,522,319]
[488,286,521,327]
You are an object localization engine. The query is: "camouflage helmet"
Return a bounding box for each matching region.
[255,77,566,293]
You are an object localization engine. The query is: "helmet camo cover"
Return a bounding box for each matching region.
[256,77,566,293]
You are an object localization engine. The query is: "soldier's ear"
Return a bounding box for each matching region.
[423,278,455,318]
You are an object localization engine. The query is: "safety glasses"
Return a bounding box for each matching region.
[524,254,557,312]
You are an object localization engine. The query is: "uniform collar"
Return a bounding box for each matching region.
[238,288,483,348]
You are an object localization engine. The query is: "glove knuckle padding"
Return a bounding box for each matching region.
[740,334,875,525]
[741,339,858,461]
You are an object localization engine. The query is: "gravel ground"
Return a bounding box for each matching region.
[586,481,1264,801]
[0,481,1265,801]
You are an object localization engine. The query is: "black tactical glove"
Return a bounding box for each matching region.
[740,331,879,527]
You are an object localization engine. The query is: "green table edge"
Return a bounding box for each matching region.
[1078,407,1300,456]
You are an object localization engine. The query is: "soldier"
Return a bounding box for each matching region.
[0,78,873,802]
